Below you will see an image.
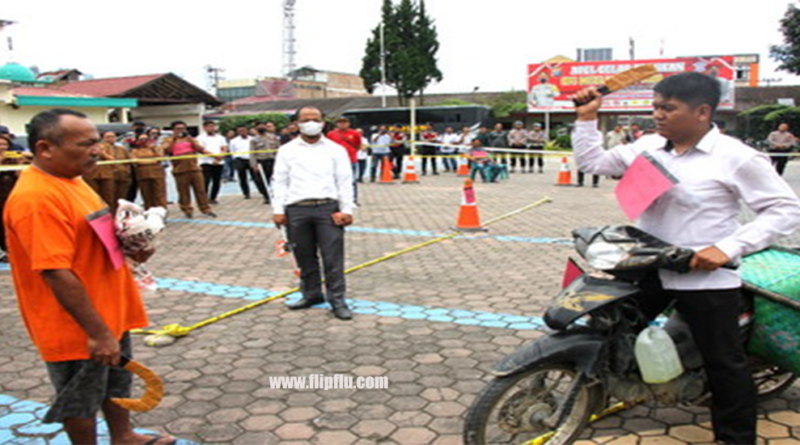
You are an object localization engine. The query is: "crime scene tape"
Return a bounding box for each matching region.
[0,148,280,172]
[132,196,553,346]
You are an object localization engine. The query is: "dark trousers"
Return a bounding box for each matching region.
[510,144,526,169]
[357,159,367,182]
[255,158,276,201]
[577,171,600,186]
[234,158,267,198]
[286,202,346,304]
[256,159,275,186]
[636,276,756,444]
[421,150,438,174]
[770,152,790,176]
[351,162,359,203]
[370,153,391,180]
[530,145,545,171]
[202,163,224,201]
[390,146,404,179]
[126,174,138,203]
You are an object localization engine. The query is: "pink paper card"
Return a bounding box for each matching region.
[614,152,677,221]
[87,208,125,270]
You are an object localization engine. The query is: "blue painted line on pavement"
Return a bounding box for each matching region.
[156,277,547,331]
[0,393,196,444]
[170,218,571,245]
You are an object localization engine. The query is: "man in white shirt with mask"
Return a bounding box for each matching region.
[272,106,356,320]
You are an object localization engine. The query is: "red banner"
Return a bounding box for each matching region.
[527,56,735,112]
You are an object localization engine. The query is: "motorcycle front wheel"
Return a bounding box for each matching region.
[463,363,602,445]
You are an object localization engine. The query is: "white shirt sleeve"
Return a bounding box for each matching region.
[333,146,356,214]
[572,120,638,176]
[715,153,800,259]
[272,148,291,215]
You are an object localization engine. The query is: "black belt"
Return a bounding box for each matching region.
[290,198,337,207]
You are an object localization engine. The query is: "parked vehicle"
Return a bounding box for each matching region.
[463,225,796,444]
[342,105,494,134]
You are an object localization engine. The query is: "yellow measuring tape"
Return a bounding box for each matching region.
[133,196,553,346]
[521,402,630,445]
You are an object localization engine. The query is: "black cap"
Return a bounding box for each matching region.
[132,120,146,127]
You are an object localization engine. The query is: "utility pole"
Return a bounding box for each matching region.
[380,21,387,108]
[629,37,635,60]
[283,0,297,79]
[0,19,17,63]
[204,65,224,93]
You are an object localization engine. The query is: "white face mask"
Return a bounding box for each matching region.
[299,121,324,137]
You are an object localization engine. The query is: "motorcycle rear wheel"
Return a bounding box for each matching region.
[463,363,602,445]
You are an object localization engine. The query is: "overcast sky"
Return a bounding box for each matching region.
[3,0,799,94]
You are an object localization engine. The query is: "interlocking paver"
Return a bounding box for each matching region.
[1,163,799,443]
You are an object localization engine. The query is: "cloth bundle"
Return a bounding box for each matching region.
[115,200,167,294]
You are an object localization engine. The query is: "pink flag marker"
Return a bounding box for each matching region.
[614,152,677,221]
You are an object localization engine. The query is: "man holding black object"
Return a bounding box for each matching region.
[272,106,356,320]
[571,72,800,444]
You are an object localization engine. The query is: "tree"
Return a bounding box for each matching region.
[360,0,442,105]
[413,0,442,103]
[770,3,800,75]
[218,113,291,135]
[487,91,528,118]
[736,104,789,141]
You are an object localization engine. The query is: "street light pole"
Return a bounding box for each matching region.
[380,21,387,108]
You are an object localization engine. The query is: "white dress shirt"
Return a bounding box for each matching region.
[229,136,251,159]
[197,133,227,164]
[439,133,460,154]
[572,119,800,290]
[272,136,356,215]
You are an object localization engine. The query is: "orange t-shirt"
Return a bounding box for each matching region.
[4,166,148,362]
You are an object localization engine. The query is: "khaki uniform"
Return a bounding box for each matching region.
[111,145,132,212]
[83,142,116,208]
[131,145,167,209]
[160,137,211,216]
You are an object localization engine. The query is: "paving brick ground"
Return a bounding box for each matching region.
[2,157,800,444]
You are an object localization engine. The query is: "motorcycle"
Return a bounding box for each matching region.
[464,225,797,444]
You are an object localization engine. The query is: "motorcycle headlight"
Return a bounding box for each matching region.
[585,241,635,270]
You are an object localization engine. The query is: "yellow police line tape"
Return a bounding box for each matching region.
[132,196,553,346]
[522,402,630,445]
[0,144,562,172]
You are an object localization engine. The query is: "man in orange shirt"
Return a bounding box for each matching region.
[4,109,174,445]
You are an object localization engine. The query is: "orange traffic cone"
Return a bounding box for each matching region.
[456,155,470,176]
[403,155,420,183]
[556,157,572,186]
[455,178,487,232]
[379,156,395,184]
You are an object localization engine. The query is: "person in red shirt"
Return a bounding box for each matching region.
[326,117,361,203]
